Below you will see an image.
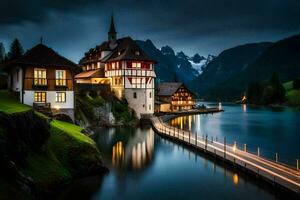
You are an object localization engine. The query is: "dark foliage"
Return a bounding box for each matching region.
[7,38,24,60]
[0,111,50,164]
[0,42,6,62]
[53,114,73,123]
[292,78,300,89]
[247,74,285,105]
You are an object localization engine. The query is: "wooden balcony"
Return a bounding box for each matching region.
[24,78,73,91]
[171,101,196,106]
[105,69,156,77]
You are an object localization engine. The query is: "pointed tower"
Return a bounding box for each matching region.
[108,15,117,43]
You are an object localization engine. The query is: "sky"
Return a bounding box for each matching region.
[0,0,300,62]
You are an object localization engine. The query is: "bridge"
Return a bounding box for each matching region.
[151,116,300,195]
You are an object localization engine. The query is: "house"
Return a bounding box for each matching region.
[155,82,195,112]
[75,16,156,118]
[3,43,79,121]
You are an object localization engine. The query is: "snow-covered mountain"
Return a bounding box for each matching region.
[188,54,216,74]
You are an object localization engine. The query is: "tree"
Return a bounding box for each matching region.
[0,43,5,63]
[269,73,285,103]
[7,38,24,60]
[292,78,300,89]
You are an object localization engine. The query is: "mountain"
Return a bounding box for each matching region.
[217,34,300,100]
[188,54,215,74]
[190,42,273,99]
[136,40,205,85]
[161,49,199,83]
[135,40,176,82]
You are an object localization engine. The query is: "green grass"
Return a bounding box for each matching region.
[50,120,95,145]
[0,91,31,114]
[284,80,300,107]
[0,91,103,191]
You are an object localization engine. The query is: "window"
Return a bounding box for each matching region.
[97,62,100,69]
[135,51,140,56]
[133,92,137,99]
[56,92,66,102]
[34,68,47,85]
[149,104,151,110]
[112,62,115,69]
[34,92,46,102]
[132,62,141,68]
[149,92,152,98]
[56,70,66,86]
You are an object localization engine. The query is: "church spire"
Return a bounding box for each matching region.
[108,15,117,42]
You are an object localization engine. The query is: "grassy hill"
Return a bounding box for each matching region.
[0,91,105,198]
[283,80,300,108]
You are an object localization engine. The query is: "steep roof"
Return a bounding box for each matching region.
[79,37,155,64]
[156,82,183,96]
[104,37,155,62]
[3,44,80,72]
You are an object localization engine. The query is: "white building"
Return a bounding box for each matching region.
[4,44,79,121]
[75,16,156,118]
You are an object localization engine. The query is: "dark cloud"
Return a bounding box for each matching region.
[0,0,300,61]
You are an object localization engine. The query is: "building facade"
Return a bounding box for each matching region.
[75,16,156,118]
[5,44,79,121]
[156,82,195,112]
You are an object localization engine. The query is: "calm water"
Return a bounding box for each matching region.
[169,103,300,165]
[59,103,300,200]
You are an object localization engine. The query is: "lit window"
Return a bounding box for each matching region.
[133,92,137,99]
[135,51,140,56]
[56,70,66,86]
[56,92,66,102]
[34,68,47,85]
[112,62,115,69]
[97,62,101,68]
[132,62,141,68]
[34,92,46,102]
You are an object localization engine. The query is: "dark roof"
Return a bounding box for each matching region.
[156,82,183,96]
[80,37,155,64]
[3,44,80,72]
[104,37,155,62]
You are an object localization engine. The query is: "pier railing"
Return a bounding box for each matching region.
[151,116,300,194]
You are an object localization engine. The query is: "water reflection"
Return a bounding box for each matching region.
[94,126,155,171]
[233,173,239,186]
[112,141,125,168]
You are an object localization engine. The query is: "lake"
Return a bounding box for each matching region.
[59,103,300,200]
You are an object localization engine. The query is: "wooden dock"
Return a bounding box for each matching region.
[151,116,300,195]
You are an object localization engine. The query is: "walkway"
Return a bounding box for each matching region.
[151,116,300,194]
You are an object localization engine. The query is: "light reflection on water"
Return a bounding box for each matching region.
[57,104,300,200]
[89,125,287,200]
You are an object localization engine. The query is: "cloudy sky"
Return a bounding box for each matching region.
[0,0,300,62]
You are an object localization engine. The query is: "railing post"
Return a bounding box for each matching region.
[275,153,278,163]
[211,136,213,143]
[257,147,260,157]
[224,137,226,158]
[297,159,299,171]
[195,132,197,146]
[216,136,218,142]
[244,144,247,152]
[205,134,208,150]
[189,131,191,143]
